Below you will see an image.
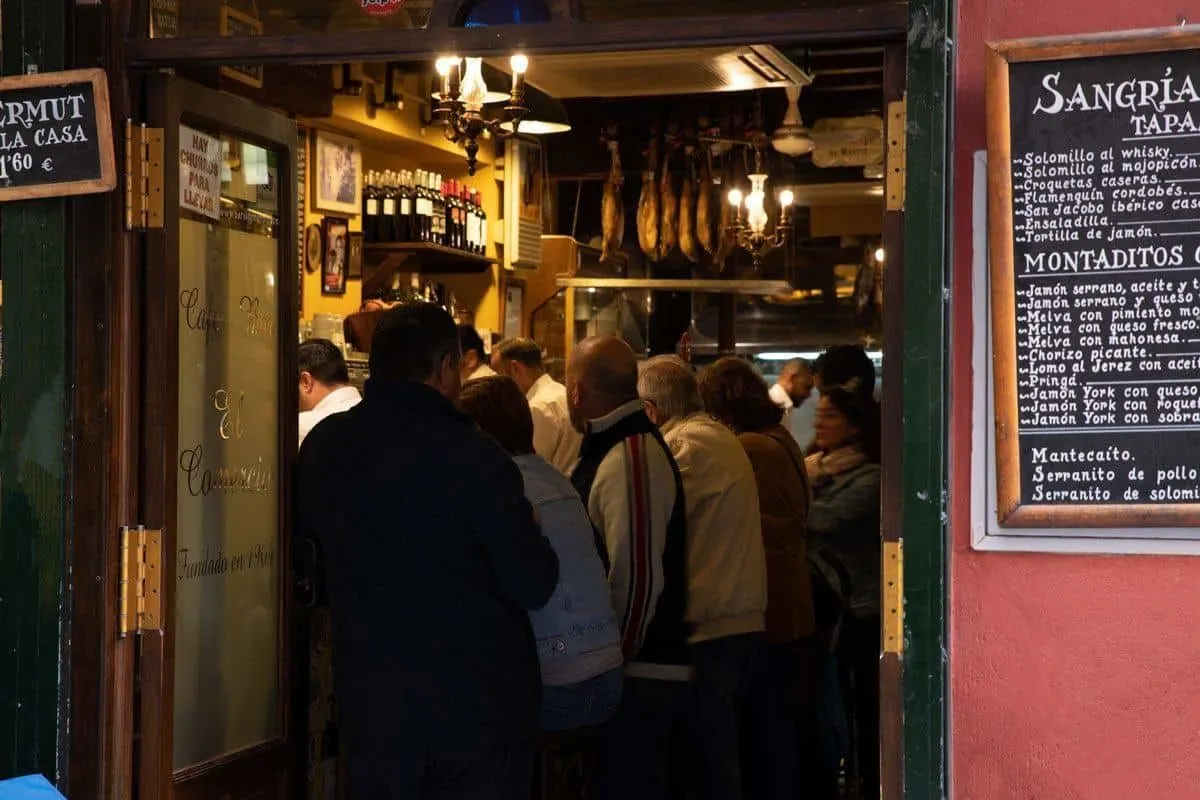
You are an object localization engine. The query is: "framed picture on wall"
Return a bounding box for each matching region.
[312,130,362,216]
[347,232,364,279]
[218,5,264,88]
[322,217,349,296]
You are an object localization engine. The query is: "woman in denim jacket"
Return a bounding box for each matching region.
[460,376,624,732]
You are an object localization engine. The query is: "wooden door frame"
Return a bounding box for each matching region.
[65,1,952,798]
[136,75,300,800]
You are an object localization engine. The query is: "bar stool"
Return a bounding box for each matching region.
[534,726,597,800]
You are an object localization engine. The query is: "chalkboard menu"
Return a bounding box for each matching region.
[0,68,115,202]
[988,31,1200,528]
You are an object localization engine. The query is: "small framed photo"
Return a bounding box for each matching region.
[347,232,364,279]
[312,130,362,216]
[322,217,349,296]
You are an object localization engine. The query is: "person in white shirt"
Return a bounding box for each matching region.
[298,339,362,449]
[638,354,768,800]
[492,337,583,474]
[458,324,497,383]
[769,357,816,451]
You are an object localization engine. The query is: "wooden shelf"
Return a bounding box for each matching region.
[555,277,794,296]
[362,241,495,295]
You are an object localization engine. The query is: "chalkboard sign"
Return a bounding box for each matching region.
[0,68,115,202]
[987,29,1200,528]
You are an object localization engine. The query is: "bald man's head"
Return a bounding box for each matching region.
[566,336,640,431]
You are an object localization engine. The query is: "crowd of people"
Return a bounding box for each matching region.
[296,302,883,800]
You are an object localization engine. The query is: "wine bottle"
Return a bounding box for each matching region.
[379,171,396,243]
[362,170,380,244]
[431,173,446,246]
[414,170,430,243]
[474,188,487,255]
[396,170,412,243]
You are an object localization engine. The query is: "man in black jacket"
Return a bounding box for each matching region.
[297,302,559,800]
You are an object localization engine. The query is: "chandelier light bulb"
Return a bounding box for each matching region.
[435,56,455,77]
[875,247,886,263]
[459,57,489,112]
[510,54,529,75]
[727,188,743,207]
[779,189,794,208]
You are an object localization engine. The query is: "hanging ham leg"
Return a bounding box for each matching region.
[679,146,700,263]
[697,149,716,256]
[637,138,660,260]
[600,140,624,264]
[658,147,679,260]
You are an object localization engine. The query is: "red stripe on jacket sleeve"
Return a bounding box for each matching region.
[620,434,654,658]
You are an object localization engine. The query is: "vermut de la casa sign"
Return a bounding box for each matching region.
[0,67,116,202]
[987,31,1200,531]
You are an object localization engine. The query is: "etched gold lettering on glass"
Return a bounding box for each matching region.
[179,286,223,337]
[213,388,245,440]
[239,295,276,338]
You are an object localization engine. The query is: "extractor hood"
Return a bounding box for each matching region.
[488,45,809,99]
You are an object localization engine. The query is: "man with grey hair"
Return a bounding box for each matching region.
[638,355,768,800]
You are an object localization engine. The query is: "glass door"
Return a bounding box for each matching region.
[138,75,300,800]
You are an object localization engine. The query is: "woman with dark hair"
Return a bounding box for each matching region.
[805,382,882,798]
[697,357,817,800]
[458,375,625,733]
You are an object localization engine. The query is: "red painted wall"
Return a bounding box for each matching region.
[951,4,1200,799]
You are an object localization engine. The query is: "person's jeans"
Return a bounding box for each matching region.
[842,614,880,797]
[742,636,821,800]
[590,676,689,800]
[540,667,624,732]
[689,632,763,800]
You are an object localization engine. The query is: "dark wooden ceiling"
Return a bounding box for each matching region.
[544,42,883,177]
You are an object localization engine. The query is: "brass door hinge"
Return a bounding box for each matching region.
[882,539,904,655]
[119,525,163,637]
[885,96,906,212]
[125,120,164,230]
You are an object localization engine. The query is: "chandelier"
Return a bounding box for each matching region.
[434,54,530,176]
[725,147,794,269]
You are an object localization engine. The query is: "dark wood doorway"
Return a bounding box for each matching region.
[133,75,301,800]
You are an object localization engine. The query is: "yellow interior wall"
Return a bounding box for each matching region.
[300,75,503,331]
[808,202,885,238]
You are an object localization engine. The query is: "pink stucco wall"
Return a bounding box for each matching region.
[951,3,1200,799]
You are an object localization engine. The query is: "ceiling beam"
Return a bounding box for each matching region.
[127,4,907,67]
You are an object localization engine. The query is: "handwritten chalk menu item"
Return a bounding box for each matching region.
[0,68,115,202]
[987,30,1200,529]
[180,125,220,220]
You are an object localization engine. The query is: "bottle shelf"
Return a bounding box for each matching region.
[361,242,495,293]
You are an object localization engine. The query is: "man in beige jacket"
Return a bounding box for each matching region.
[638,355,768,800]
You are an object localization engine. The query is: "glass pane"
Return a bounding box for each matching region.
[573,287,650,355]
[173,128,283,768]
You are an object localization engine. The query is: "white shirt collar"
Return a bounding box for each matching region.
[527,372,555,400]
[312,384,361,414]
[586,399,646,435]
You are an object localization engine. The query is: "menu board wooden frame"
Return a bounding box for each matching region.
[987,27,1200,528]
[0,68,116,202]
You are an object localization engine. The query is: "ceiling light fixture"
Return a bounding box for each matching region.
[724,146,793,270]
[434,53,532,176]
[771,84,815,157]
